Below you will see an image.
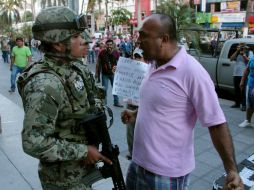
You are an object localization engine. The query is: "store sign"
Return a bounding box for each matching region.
[221,1,240,13]
[129,18,138,24]
[249,16,254,23]
[194,0,200,5]
[211,16,219,23]
[213,12,245,23]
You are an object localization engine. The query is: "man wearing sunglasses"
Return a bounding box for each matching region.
[17,7,111,189]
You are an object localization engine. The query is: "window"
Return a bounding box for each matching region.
[196,4,201,12]
[240,0,247,11]
[228,43,254,59]
[214,3,220,12]
[206,3,211,12]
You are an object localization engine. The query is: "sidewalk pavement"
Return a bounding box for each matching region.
[0,94,128,190]
[0,92,254,190]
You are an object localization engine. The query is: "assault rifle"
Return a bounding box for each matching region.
[78,108,126,190]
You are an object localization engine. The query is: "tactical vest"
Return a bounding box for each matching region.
[18,58,104,120]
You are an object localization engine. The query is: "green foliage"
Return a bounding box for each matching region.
[22,10,33,22]
[110,8,132,26]
[157,0,199,30]
[94,9,104,20]
[0,0,24,26]
[20,24,32,38]
[157,0,202,52]
[1,26,17,37]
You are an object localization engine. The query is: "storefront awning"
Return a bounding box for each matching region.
[221,22,244,28]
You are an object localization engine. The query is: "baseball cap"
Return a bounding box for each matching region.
[133,48,143,58]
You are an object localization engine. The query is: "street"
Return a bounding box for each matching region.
[0,55,254,190]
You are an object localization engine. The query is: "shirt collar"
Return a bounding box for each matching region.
[153,46,185,70]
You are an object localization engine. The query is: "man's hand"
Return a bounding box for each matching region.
[121,109,137,124]
[112,66,117,74]
[95,74,100,83]
[85,145,112,165]
[223,171,244,190]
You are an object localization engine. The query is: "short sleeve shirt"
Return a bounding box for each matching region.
[132,47,226,177]
[12,46,31,68]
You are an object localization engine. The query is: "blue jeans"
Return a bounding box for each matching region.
[126,162,190,190]
[101,74,119,105]
[88,50,95,63]
[2,50,9,63]
[10,64,25,91]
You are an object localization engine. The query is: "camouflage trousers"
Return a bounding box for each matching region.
[39,161,103,190]
[41,182,92,190]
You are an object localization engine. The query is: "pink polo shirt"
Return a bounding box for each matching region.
[132,47,226,177]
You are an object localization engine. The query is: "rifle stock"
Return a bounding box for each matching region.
[79,112,126,190]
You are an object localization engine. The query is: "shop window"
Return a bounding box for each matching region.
[196,4,201,12]
[240,0,247,11]
[214,3,220,12]
[206,3,211,12]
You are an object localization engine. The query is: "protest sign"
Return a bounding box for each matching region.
[112,57,150,103]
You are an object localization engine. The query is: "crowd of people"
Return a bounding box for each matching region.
[0,5,249,190]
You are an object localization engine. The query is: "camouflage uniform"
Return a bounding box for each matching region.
[17,7,103,190]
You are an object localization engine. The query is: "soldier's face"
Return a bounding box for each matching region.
[70,33,88,58]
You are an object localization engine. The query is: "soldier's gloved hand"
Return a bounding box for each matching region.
[85,145,112,165]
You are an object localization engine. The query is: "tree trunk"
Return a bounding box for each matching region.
[31,0,35,20]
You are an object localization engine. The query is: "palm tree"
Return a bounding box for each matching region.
[111,7,131,26]
[156,0,205,54]
[157,0,202,44]
[0,0,24,26]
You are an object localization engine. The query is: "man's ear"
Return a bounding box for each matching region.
[52,43,66,52]
[161,34,169,43]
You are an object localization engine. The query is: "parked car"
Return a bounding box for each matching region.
[189,38,254,93]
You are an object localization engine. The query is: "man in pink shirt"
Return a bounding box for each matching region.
[121,14,243,190]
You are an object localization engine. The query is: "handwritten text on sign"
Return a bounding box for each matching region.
[112,57,150,102]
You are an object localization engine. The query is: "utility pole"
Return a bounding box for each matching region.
[154,0,157,13]
[105,0,109,30]
[137,0,141,29]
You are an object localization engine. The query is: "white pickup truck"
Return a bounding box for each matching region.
[188,38,254,93]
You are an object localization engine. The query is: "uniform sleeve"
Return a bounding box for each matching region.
[21,73,88,162]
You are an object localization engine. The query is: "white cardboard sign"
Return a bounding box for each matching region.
[112,57,150,103]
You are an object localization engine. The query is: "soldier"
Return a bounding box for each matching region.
[17,7,111,189]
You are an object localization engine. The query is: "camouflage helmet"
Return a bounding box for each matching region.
[32,6,88,43]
